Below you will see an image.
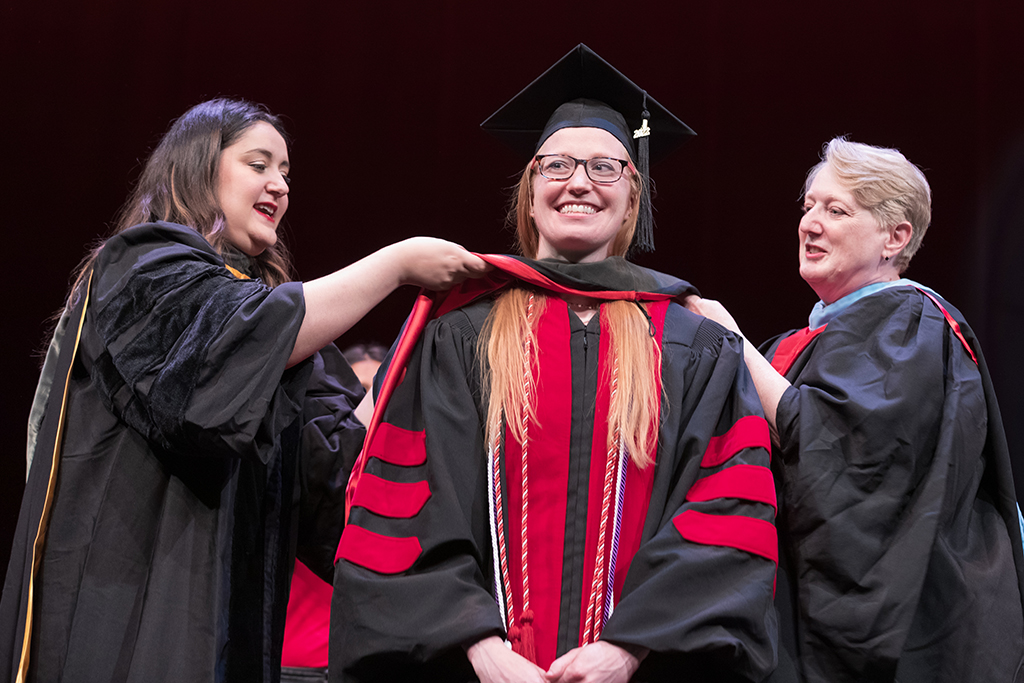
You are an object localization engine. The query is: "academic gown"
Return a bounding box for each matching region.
[332,257,779,683]
[0,222,364,683]
[762,285,1024,683]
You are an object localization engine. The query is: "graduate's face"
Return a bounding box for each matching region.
[799,166,895,303]
[216,121,290,257]
[530,127,635,263]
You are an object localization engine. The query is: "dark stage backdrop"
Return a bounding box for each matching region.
[3,1,1023,578]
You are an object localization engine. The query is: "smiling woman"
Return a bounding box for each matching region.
[529,127,638,264]
[686,137,1024,682]
[797,160,915,305]
[333,45,779,683]
[216,120,291,256]
[0,98,487,683]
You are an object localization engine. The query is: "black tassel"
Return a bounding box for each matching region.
[633,91,654,253]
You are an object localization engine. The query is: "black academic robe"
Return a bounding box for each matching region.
[0,222,364,683]
[763,286,1024,682]
[332,257,779,683]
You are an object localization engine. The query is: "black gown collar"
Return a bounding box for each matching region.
[516,256,698,298]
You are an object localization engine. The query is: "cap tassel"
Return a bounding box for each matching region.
[510,610,537,663]
[633,94,654,253]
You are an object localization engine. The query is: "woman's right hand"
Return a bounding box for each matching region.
[684,295,741,335]
[467,636,547,683]
[289,237,489,367]
[389,237,491,291]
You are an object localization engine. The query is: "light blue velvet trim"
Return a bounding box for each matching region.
[807,278,940,328]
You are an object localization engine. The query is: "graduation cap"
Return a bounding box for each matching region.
[481,43,696,252]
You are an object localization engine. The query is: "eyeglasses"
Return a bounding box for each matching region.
[534,154,631,184]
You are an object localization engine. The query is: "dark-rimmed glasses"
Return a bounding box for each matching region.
[534,155,631,183]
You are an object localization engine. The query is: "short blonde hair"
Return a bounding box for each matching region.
[806,137,932,272]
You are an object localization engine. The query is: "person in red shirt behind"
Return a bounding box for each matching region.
[281,345,385,682]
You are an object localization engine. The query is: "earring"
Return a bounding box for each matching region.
[885,256,890,261]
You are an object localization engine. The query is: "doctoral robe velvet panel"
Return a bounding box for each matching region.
[333,257,779,683]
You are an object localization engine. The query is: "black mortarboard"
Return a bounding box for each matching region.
[481,44,696,252]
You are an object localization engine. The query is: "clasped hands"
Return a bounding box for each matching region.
[467,635,647,683]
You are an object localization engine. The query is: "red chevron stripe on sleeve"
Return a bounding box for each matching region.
[673,509,778,565]
[686,464,777,512]
[700,416,771,468]
[336,525,422,573]
[349,473,432,518]
[368,422,427,467]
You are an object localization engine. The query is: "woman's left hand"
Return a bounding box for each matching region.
[544,642,647,683]
[684,295,741,335]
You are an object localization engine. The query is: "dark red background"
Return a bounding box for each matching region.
[3,1,1024,576]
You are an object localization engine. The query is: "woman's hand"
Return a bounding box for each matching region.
[684,295,741,335]
[685,294,789,440]
[545,642,647,683]
[288,237,489,366]
[388,237,492,291]
[466,636,547,683]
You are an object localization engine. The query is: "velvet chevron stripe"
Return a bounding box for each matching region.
[349,474,431,518]
[686,464,777,511]
[336,525,422,574]
[700,415,771,468]
[673,510,778,565]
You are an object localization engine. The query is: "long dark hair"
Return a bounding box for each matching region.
[69,98,295,304]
